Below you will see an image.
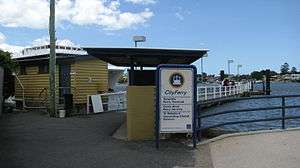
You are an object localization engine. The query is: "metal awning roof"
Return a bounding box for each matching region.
[84,47,209,67]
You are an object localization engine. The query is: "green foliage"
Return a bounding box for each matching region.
[0,50,18,71]
[280,62,289,74]
[250,70,277,80]
[291,67,297,74]
[250,71,263,80]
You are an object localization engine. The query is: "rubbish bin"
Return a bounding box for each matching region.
[59,109,66,118]
[64,94,73,117]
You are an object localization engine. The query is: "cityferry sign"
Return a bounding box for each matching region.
[156,64,197,148]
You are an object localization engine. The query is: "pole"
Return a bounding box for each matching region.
[228,61,231,75]
[49,0,57,117]
[201,58,204,74]
[265,69,271,95]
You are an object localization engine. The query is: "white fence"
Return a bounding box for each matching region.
[197,82,252,101]
[87,91,127,113]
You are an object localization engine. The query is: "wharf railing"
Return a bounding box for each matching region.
[197,94,300,141]
[197,82,252,101]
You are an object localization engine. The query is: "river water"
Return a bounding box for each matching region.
[201,82,300,131]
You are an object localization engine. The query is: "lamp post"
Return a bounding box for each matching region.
[133,36,146,47]
[227,59,234,75]
[237,64,242,76]
[200,53,208,81]
[132,36,146,71]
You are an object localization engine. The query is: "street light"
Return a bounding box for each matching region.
[133,36,146,47]
[227,59,234,75]
[200,53,208,81]
[237,64,242,76]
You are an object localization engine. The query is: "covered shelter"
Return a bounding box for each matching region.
[84,47,209,140]
[84,47,208,85]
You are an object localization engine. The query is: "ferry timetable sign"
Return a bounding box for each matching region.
[156,64,197,137]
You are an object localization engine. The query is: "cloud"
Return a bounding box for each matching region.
[0,32,6,43]
[0,32,80,58]
[175,12,184,21]
[0,0,154,30]
[174,7,191,21]
[32,37,78,47]
[125,0,156,5]
[0,32,24,54]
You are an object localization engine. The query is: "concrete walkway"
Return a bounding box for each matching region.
[0,111,197,168]
[200,129,300,168]
[2,111,299,168]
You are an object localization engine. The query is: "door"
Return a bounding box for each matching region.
[59,64,71,103]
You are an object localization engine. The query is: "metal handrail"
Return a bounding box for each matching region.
[200,105,300,118]
[197,94,300,140]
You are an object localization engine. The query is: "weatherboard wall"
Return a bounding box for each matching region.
[15,58,108,105]
[71,58,108,104]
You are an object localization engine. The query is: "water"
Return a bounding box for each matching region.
[201,82,300,132]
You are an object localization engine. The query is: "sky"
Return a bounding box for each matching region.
[0,0,299,75]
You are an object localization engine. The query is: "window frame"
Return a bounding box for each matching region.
[20,66,27,75]
[38,64,49,74]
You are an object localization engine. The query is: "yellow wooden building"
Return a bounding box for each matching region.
[14,45,108,107]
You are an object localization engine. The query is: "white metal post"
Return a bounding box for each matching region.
[204,87,208,100]
[213,86,216,99]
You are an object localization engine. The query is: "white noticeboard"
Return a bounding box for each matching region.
[159,67,194,133]
[91,95,104,113]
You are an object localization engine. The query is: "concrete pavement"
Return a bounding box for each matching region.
[0,111,196,168]
[201,129,300,168]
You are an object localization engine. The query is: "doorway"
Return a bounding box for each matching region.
[59,64,71,103]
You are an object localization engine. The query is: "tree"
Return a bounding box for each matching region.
[250,71,263,80]
[0,50,18,71]
[250,70,277,80]
[280,62,289,74]
[291,67,297,74]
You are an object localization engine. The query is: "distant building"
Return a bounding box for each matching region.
[283,74,300,81]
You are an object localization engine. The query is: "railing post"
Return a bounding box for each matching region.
[213,86,216,99]
[225,86,227,96]
[281,97,286,129]
[204,87,208,100]
[219,85,222,98]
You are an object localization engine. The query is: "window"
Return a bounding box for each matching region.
[20,66,27,75]
[39,64,49,74]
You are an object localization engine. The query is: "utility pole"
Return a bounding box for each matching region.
[49,0,57,117]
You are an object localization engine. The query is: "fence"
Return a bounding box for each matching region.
[197,82,252,101]
[86,91,127,113]
[197,94,300,141]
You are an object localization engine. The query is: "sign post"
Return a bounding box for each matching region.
[156,64,197,149]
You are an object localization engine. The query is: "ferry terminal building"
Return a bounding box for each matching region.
[14,46,208,140]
